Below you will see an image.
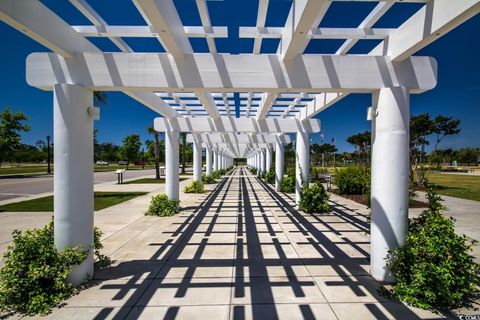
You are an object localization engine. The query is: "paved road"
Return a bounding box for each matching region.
[0,169,156,201]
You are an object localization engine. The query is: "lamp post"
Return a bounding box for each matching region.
[46,135,51,174]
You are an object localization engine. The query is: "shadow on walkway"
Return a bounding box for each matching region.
[61,167,439,319]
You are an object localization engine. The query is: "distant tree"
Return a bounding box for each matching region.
[98,143,120,162]
[120,134,142,169]
[311,143,337,167]
[147,126,161,179]
[0,107,30,167]
[456,147,479,165]
[410,113,460,185]
[346,131,371,164]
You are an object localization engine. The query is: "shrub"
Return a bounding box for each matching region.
[184,180,205,193]
[280,175,295,193]
[146,194,180,216]
[334,165,369,195]
[387,182,480,310]
[300,182,330,214]
[0,221,108,316]
[250,167,257,175]
[211,170,222,179]
[202,174,216,184]
[263,168,275,184]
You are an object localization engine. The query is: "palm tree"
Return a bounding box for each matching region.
[147,126,161,179]
[93,92,108,106]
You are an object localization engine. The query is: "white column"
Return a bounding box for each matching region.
[266,146,272,172]
[213,149,218,171]
[275,141,284,191]
[217,151,222,170]
[53,84,94,285]
[260,149,266,174]
[295,132,310,204]
[206,147,212,175]
[193,135,202,181]
[370,87,409,283]
[256,152,260,171]
[165,130,179,201]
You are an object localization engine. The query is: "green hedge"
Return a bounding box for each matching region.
[334,165,370,195]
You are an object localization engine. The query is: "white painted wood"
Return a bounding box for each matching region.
[309,27,394,40]
[280,0,331,60]
[275,141,284,191]
[256,93,277,120]
[26,53,438,92]
[253,0,270,54]
[193,134,202,181]
[0,0,97,57]
[53,84,93,285]
[72,25,228,38]
[240,27,393,40]
[165,130,180,200]
[154,117,321,133]
[295,132,310,204]
[206,147,212,174]
[374,0,480,61]
[370,87,409,283]
[133,0,192,59]
[186,133,291,144]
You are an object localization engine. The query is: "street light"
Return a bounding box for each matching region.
[46,135,51,174]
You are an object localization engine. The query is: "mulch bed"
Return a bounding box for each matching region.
[330,190,427,208]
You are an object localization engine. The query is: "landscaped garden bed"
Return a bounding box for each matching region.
[0,192,147,212]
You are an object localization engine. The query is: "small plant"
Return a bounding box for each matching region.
[334,165,370,195]
[202,174,216,184]
[211,170,222,179]
[146,194,180,216]
[263,168,275,184]
[300,182,330,214]
[0,221,109,316]
[386,181,480,310]
[184,180,205,193]
[250,167,257,175]
[280,175,295,193]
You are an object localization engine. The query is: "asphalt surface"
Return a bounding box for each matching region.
[0,169,156,201]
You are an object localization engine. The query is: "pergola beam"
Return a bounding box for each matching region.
[240,27,394,40]
[186,133,291,144]
[372,0,480,61]
[72,25,228,38]
[154,117,321,133]
[27,53,437,93]
[0,0,180,119]
[133,0,192,59]
[280,0,331,60]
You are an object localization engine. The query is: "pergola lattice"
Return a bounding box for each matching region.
[1,0,478,284]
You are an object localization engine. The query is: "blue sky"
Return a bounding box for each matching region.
[0,0,478,153]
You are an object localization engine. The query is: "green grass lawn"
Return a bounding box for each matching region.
[0,192,147,212]
[124,177,188,184]
[428,173,480,202]
[0,164,157,175]
[0,166,50,175]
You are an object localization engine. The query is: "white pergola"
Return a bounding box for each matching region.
[1,0,478,285]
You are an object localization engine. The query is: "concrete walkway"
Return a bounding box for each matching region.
[3,167,445,319]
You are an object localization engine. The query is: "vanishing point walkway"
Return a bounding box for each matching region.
[36,167,438,319]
